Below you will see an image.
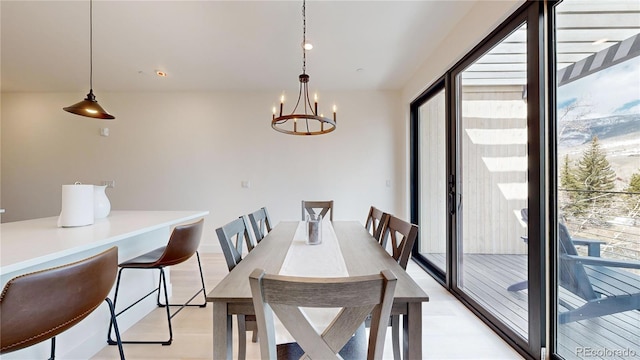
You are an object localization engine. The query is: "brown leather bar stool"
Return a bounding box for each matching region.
[107,218,206,346]
[0,247,125,360]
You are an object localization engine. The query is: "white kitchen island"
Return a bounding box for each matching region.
[0,210,209,359]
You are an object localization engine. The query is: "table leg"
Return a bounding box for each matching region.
[404,302,422,359]
[213,301,232,360]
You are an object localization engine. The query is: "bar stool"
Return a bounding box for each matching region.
[107,218,206,346]
[0,247,125,359]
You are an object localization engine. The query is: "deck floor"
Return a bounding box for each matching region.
[423,253,639,360]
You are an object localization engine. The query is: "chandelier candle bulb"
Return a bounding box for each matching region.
[314,94,318,114]
[280,95,284,116]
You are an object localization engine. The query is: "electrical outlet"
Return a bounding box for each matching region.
[241,180,250,188]
[101,180,116,188]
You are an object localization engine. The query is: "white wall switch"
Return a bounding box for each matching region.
[241,180,251,188]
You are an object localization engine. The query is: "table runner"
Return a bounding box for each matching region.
[278,220,349,277]
[275,220,349,343]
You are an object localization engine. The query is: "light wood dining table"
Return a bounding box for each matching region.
[206,221,429,359]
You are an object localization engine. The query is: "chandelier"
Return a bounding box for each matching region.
[271,0,336,135]
[63,0,114,119]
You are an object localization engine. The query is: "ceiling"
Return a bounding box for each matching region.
[1,0,486,93]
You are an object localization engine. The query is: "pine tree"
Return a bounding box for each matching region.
[626,171,640,193]
[559,154,584,217]
[574,136,616,223]
[624,170,640,218]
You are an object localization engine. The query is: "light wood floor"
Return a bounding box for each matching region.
[92,253,522,360]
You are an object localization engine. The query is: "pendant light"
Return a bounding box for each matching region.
[63,0,114,119]
[271,0,336,135]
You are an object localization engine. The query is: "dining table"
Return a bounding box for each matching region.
[206,220,429,359]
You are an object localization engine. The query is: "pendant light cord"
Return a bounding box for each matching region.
[89,0,93,91]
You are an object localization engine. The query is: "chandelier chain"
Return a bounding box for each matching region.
[302,0,306,75]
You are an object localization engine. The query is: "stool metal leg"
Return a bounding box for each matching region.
[107,253,206,347]
[48,337,55,360]
[108,267,173,345]
[157,252,207,310]
[105,298,126,359]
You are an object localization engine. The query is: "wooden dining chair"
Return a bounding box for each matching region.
[248,207,273,244]
[379,215,419,360]
[365,206,389,243]
[249,268,397,360]
[215,216,258,360]
[1,247,125,360]
[108,218,207,346]
[302,200,334,221]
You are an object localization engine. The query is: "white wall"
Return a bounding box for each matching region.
[1,91,404,251]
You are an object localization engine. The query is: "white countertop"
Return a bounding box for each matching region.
[0,210,208,276]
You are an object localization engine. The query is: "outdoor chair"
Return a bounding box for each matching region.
[557,222,640,323]
[508,209,640,323]
[508,209,604,292]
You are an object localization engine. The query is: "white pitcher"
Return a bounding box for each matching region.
[94,185,111,219]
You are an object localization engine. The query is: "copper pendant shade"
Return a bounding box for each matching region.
[63,0,114,119]
[271,0,336,135]
[64,89,114,119]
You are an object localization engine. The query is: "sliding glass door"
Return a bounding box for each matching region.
[552,1,640,358]
[454,21,530,339]
[411,80,448,279]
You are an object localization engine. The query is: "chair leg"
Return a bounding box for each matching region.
[237,315,247,360]
[105,298,126,360]
[107,267,126,345]
[107,257,207,346]
[507,280,528,292]
[252,329,258,343]
[158,252,207,310]
[392,315,401,360]
[48,337,56,360]
[159,268,174,345]
[108,267,173,345]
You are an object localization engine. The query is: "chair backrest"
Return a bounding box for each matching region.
[216,216,254,271]
[248,207,273,243]
[558,223,598,300]
[302,200,334,221]
[155,218,204,267]
[365,206,389,243]
[380,215,419,270]
[249,268,397,360]
[0,247,119,354]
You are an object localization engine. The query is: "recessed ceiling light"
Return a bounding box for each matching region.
[156,70,167,77]
[302,42,313,50]
[592,38,608,45]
